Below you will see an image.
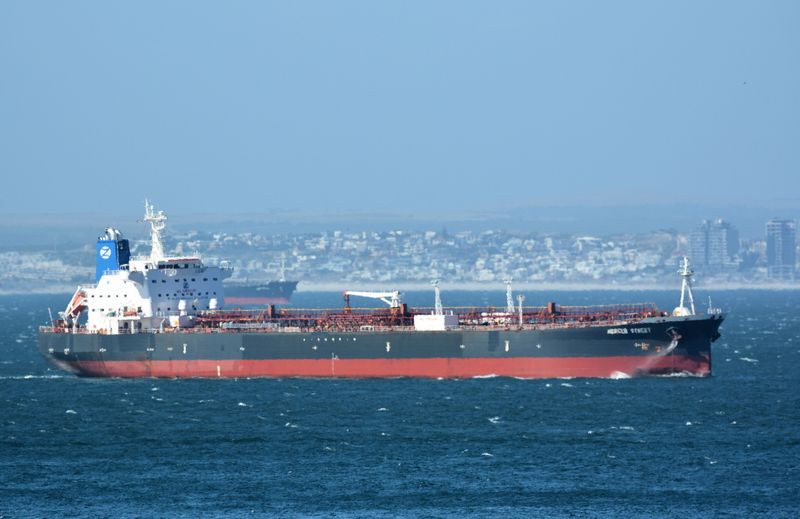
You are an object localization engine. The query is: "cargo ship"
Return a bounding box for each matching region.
[224,279,299,305]
[224,255,298,305]
[38,202,724,379]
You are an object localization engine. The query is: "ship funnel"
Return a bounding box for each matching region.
[95,228,130,281]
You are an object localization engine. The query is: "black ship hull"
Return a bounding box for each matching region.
[38,314,723,379]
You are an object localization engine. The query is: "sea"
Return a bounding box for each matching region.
[0,290,798,518]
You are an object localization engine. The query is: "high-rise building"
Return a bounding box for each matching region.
[766,219,796,280]
[689,219,740,270]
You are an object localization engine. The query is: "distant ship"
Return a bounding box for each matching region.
[225,257,298,305]
[224,280,299,305]
[38,202,724,379]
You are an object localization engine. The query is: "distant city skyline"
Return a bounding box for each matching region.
[0,202,796,250]
[2,211,797,294]
[2,2,799,216]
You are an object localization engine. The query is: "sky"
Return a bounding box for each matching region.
[1,1,798,219]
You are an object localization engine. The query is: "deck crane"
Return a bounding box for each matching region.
[343,290,403,311]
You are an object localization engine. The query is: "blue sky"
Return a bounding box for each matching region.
[1,1,798,216]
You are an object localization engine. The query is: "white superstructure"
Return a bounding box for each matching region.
[62,202,233,334]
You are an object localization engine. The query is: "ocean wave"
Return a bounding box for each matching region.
[0,375,64,380]
[653,371,705,378]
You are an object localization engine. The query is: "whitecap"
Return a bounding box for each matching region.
[618,426,635,431]
[739,357,759,363]
[685,421,692,426]
[473,374,498,379]
[2,375,63,380]
[560,383,574,388]
[655,371,703,378]
[65,409,77,414]
[609,371,631,380]
[481,452,494,457]
[237,402,249,407]
[377,407,388,412]
[488,416,501,424]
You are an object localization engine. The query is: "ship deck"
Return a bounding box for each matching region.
[42,303,670,335]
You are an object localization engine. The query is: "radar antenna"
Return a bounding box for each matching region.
[141,200,167,261]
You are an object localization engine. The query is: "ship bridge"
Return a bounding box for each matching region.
[61,201,233,334]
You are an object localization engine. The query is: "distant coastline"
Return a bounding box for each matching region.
[4,281,800,297]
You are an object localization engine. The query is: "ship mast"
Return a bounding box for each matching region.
[505,278,515,314]
[432,280,443,316]
[142,200,167,261]
[676,256,696,316]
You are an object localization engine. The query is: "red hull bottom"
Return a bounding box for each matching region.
[68,355,710,379]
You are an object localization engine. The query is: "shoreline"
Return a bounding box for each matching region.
[4,281,800,297]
